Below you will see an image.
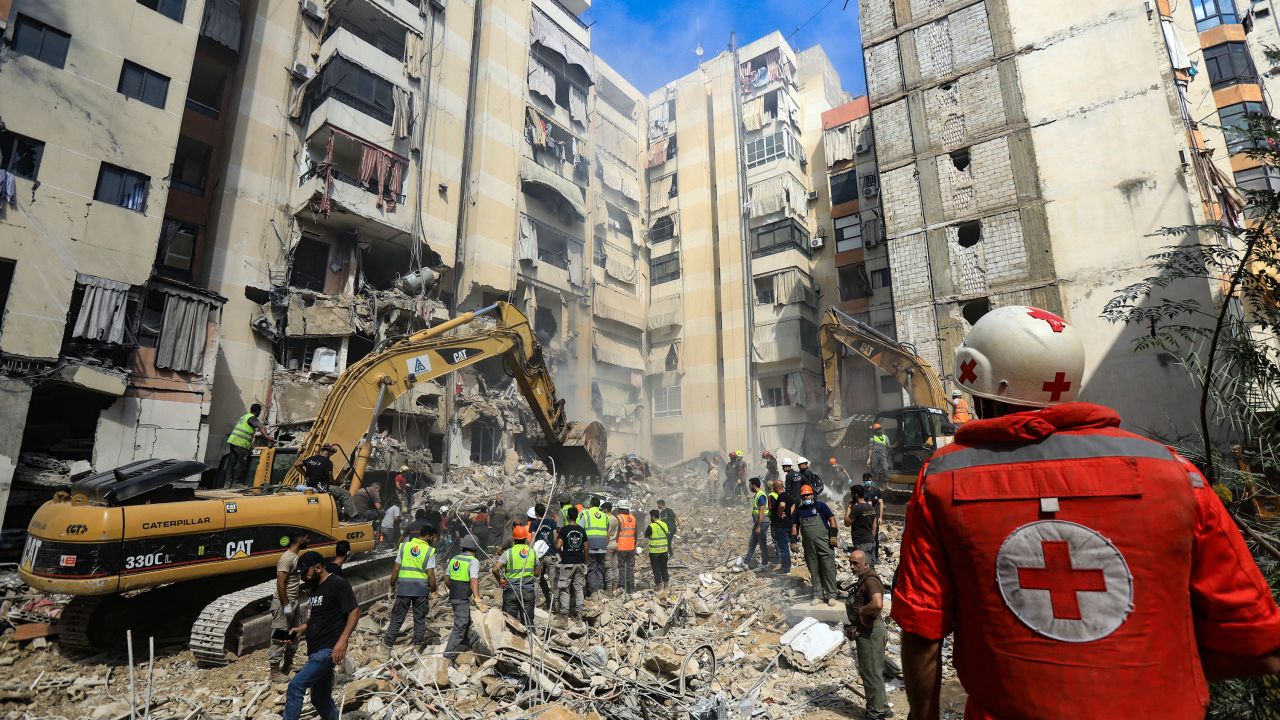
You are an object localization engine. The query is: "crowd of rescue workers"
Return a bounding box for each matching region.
[228,306,1280,720]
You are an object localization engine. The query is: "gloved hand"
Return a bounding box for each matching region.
[828,537,838,548]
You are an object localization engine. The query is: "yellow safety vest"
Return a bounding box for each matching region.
[752,488,767,519]
[870,433,889,450]
[228,413,255,449]
[447,553,475,599]
[504,543,537,582]
[396,538,434,595]
[584,507,609,538]
[648,520,669,554]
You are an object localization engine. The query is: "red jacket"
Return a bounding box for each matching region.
[891,402,1280,719]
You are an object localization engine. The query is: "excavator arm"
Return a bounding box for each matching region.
[819,306,949,447]
[283,302,605,489]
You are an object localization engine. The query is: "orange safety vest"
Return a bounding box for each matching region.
[616,514,637,552]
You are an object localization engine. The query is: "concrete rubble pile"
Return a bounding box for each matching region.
[0,460,962,720]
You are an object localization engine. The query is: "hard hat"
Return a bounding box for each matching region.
[762,451,772,458]
[951,391,962,398]
[954,305,1084,407]
[800,485,815,496]
[797,457,809,465]
[781,457,793,466]
[527,507,538,519]
[871,423,882,430]
[512,525,530,541]
[828,457,837,465]
[737,450,744,457]
[460,534,479,551]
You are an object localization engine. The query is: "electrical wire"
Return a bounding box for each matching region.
[787,0,840,43]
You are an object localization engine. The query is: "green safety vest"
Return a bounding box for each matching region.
[560,504,572,525]
[504,543,537,583]
[227,413,256,449]
[448,554,475,582]
[752,489,768,519]
[584,507,609,538]
[396,538,434,595]
[648,520,670,554]
[870,432,889,450]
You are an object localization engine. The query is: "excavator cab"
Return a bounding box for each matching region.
[874,406,954,482]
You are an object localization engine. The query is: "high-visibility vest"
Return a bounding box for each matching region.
[560,503,572,524]
[648,520,669,554]
[504,543,537,583]
[616,514,637,552]
[447,553,475,599]
[584,507,609,538]
[751,488,767,519]
[227,413,255,448]
[396,538,434,594]
[870,432,889,450]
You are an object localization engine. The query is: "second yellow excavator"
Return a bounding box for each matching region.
[818,306,956,488]
[19,302,604,662]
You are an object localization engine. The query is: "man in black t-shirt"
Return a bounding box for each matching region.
[298,446,335,489]
[283,552,360,720]
[844,485,878,565]
[555,507,587,616]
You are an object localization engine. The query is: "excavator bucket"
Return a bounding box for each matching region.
[535,420,608,479]
[819,413,874,449]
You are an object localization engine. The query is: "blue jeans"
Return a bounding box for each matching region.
[744,521,771,567]
[284,648,338,720]
[771,524,792,572]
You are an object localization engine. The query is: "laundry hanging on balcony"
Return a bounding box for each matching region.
[359,143,405,211]
[72,274,131,345]
[405,32,425,80]
[529,60,557,104]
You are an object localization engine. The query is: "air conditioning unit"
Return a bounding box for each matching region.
[290,62,314,81]
[300,0,325,21]
[862,182,879,199]
[864,236,879,249]
[807,191,819,201]
[809,237,825,249]
[855,142,871,154]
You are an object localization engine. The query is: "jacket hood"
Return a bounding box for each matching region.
[954,402,1121,444]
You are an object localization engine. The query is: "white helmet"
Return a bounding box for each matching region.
[797,457,809,465]
[954,305,1084,408]
[781,457,793,466]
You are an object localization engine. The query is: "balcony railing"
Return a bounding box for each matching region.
[184,97,219,119]
[299,164,407,205]
[323,16,406,62]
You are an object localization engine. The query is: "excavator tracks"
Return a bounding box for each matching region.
[190,550,396,667]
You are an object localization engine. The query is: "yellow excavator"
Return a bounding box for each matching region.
[19,302,604,662]
[818,306,956,489]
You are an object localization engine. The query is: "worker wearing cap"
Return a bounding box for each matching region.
[781,457,800,506]
[393,467,413,514]
[795,457,825,498]
[443,535,484,663]
[283,551,359,720]
[493,525,539,626]
[296,445,358,520]
[796,484,839,604]
[867,424,891,486]
[828,457,852,495]
[612,504,638,594]
[743,477,772,571]
[762,450,779,484]
[894,306,1280,719]
[581,497,610,596]
[949,389,971,425]
[222,402,273,487]
[644,508,671,589]
[382,525,437,655]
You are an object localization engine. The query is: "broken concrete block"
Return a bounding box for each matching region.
[779,617,844,666]
[784,600,849,626]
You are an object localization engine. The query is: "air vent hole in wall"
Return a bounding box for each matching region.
[957,220,982,248]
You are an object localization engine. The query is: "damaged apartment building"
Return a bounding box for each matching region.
[0,0,231,531]
[855,0,1263,438]
[0,0,865,535]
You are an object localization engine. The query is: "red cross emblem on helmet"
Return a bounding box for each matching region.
[996,520,1133,643]
[1027,308,1069,333]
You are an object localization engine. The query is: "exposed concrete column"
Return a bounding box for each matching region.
[0,377,33,528]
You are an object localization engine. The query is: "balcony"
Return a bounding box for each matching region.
[525,109,588,189]
[294,127,412,234]
[317,17,409,88]
[348,0,426,34]
[302,56,407,152]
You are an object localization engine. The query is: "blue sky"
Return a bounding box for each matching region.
[584,0,866,97]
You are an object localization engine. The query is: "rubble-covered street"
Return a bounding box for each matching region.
[0,461,967,720]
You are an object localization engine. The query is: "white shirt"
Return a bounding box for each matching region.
[381,504,401,529]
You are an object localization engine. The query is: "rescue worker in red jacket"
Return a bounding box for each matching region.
[893,305,1280,720]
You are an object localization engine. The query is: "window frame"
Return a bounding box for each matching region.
[751,218,811,258]
[870,268,892,289]
[12,14,71,69]
[744,130,797,169]
[1219,101,1268,154]
[0,130,45,181]
[651,214,676,243]
[118,60,171,109]
[1203,42,1256,88]
[94,163,150,213]
[651,251,680,285]
[137,0,186,22]
[754,277,775,305]
[834,215,862,253]
[1192,0,1239,31]
[761,382,788,408]
[830,170,859,205]
[838,263,872,301]
[799,318,820,356]
[652,380,683,418]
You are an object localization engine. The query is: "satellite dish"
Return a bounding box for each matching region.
[696,43,704,57]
